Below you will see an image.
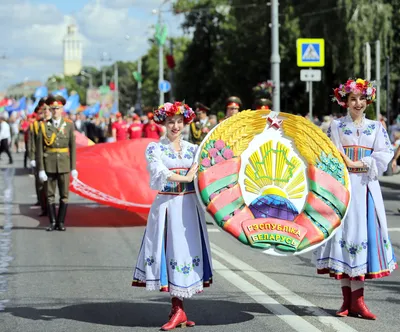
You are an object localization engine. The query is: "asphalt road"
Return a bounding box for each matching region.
[1,153,399,332]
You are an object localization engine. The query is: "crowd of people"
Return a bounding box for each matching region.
[1,91,400,172]
[0,78,399,329]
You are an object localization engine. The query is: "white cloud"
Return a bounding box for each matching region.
[0,1,62,26]
[0,0,184,92]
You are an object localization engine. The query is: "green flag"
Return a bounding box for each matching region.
[154,23,168,46]
[132,71,142,83]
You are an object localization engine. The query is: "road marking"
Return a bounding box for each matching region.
[388,228,400,232]
[213,259,322,332]
[0,168,14,312]
[211,243,358,332]
[207,228,220,233]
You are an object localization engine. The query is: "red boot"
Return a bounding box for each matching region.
[161,297,188,331]
[169,301,195,327]
[349,288,377,320]
[336,286,351,317]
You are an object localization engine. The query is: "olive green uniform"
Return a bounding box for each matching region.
[29,120,47,213]
[189,117,214,145]
[37,118,76,205]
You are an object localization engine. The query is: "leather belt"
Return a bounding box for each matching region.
[45,148,69,153]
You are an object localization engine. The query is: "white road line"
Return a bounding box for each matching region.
[207,228,220,232]
[388,228,400,232]
[211,243,358,332]
[0,168,14,312]
[213,259,322,332]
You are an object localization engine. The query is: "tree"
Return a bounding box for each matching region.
[46,74,87,105]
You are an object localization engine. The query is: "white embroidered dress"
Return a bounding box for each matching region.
[132,137,213,298]
[313,115,397,279]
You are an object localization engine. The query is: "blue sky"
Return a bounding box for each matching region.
[31,0,86,13]
[0,0,185,93]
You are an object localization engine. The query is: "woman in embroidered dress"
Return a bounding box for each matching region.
[132,101,213,331]
[313,78,397,320]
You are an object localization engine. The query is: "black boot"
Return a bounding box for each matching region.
[56,202,68,231]
[46,204,57,231]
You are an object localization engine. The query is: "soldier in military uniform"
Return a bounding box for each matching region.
[253,98,272,110]
[29,98,49,216]
[189,102,214,145]
[252,81,273,111]
[225,96,242,118]
[37,95,78,231]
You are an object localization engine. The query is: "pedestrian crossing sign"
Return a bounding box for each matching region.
[297,38,325,67]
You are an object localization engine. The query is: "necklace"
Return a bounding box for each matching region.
[347,113,365,127]
[167,136,184,159]
[346,113,365,136]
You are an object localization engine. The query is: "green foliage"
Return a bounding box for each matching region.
[42,0,400,119]
[46,74,87,105]
[172,0,397,117]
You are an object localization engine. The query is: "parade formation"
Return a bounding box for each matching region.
[1,1,400,332]
[0,77,398,330]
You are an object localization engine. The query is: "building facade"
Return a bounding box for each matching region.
[63,24,82,76]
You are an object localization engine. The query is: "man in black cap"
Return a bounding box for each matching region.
[225,96,242,118]
[37,95,77,231]
[29,97,49,216]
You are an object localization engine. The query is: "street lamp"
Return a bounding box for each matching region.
[152,0,171,105]
[100,51,112,87]
[270,0,281,113]
[364,40,381,120]
[80,70,93,88]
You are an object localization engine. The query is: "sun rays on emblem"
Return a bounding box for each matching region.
[244,141,306,221]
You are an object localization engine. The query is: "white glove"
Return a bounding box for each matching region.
[38,170,48,182]
[71,169,78,179]
[30,160,36,168]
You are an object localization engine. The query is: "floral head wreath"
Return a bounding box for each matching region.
[252,80,274,99]
[332,78,376,108]
[153,101,196,125]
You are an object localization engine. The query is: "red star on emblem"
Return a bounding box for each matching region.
[267,115,282,129]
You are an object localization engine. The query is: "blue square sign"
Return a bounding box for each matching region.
[297,39,325,67]
[301,43,320,62]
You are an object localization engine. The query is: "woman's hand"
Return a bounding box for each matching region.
[339,151,359,168]
[186,163,198,182]
[392,159,398,173]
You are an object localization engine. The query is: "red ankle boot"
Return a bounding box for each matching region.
[336,286,351,317]
[169,302,195,327]
[349,288,377,320]
[161,297,188,331]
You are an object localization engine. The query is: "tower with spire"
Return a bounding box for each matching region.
[63,24,82,76]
